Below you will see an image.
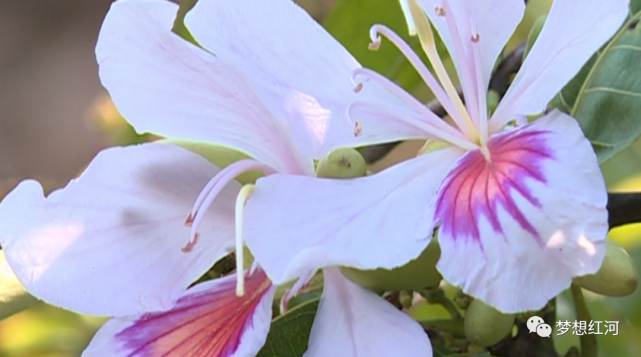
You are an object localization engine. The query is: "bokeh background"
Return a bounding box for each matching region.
[0,0,640,356]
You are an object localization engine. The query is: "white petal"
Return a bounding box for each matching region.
[435,110,608,312]
[492,0,629,129]
[244,148,463,285]
[184,0,406,156]
[0,143,239,316]
[304,268,432,357]
[96,0,307,173]
[83,269,276,357]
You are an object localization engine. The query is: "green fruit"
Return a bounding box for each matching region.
[465,299,515,347]
[315,148,367,179]
[161,139,264,185]
[340,239,442,292]
[573,240,639,297]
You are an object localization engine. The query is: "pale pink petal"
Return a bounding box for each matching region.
[244,148,464,285]
[415,0,524,114]
[304,268,432,357]
[184,0,409,156]
[434,110,608,312]
[96,0,308,174]
[0,143,238,316]
[491,0,629,130]
[82,269,275,357]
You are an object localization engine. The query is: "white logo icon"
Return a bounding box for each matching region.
[527,315,552,337]
[537,323,552,337]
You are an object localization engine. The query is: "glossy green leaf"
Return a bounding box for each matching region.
[323,0,448,94]
[257,299,319,357]
[633,0,641,15]
[549,10,641,163]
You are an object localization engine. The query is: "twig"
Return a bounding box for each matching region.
[571,285,598,357]
[607,192,641,228]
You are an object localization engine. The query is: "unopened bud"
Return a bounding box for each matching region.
[464,299,515,347]
[163,139,262,185]
[573,240,639,297]
[316,148,367,179]
[340,238,442,292]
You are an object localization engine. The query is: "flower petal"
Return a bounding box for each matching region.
[0,143,239,316]
[244,148,463,285]
[415,0,524,109]
[434,110,608,312]
[491,0,629,130]
[96,0,307,174]
[184,0,406,156]
[82,269,275,357]
[304,268,432,357]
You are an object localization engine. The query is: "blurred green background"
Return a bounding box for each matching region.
[0,0,640,356]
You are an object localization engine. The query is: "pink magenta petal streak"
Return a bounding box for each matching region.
[116,270,272,357]
[435,128,554,244]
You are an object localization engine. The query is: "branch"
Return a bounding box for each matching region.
[607,192,641,228]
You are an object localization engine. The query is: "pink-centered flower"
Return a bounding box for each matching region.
[0,0,433,354]
[95,0,444,286]
[245,0,629,313]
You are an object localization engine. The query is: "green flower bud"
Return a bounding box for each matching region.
[464,299,515,347]
[340,239,442,292]
[315,148,367,179]
[162,139,263,185]
[573,240,639,297]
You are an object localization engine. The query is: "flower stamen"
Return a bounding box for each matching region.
[368,24,472,136]
[348,100,478,150]
[404,0,479,142]
[235,184,256,297]
[183,160,275,253]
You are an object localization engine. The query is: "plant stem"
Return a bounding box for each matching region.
[570,284,597,357]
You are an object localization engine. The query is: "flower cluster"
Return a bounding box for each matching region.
[0,0,630,356]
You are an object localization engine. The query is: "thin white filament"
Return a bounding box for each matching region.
[368,25,468,130]
[235,184,256,296]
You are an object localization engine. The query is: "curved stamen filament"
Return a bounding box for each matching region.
[348,100,478,150]
[351,68,467,140]
[403,0,478,141]
[469,19,489,146]
[183,160,276,253]
[369,25,470,134]
[439,0,481,134]
[398,0,417,35]
[235,184,255,297]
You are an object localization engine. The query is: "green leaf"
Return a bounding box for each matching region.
[549,9,641,163]
[171,0,198,44]
[323,0,448,94]
[257,299,319,357]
